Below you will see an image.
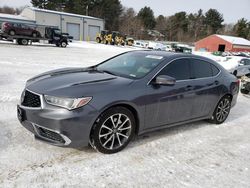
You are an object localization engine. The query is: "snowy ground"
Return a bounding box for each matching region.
[0,41,250,188]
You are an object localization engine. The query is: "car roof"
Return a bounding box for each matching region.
[127,50,195,59]
[127,50,224,69]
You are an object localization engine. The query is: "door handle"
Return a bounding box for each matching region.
[214,80,219,85]
[186,85,193,91]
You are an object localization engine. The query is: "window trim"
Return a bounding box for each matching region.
[189,57,220,79]
[148,57,221,85]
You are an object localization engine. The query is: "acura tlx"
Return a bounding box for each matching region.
[17,51,239,154]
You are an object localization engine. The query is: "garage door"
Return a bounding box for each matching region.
[67,23,80,40]
[88,25,100,41]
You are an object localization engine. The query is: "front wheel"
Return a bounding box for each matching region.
[210,96,231,124]
[241,88,249,94]
[9,30,15,36]
[60,41,67,48]
[90,107,135,154]
[32,32,38,38]
[96,37,101,43]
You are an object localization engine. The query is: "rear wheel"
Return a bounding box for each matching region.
[17,38,29,45]
[210,96,231,124]
[21,39,29,45]
[90,107,135,154]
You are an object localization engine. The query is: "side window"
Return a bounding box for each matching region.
[159,59,191,80]
[190,59,213,78]
[246,59,250,65]
[211,64,220,76]
[242,59,250,65]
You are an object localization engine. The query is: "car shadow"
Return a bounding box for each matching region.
[129,120,213,149]
[74,120,213,153]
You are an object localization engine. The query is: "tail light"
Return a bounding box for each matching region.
[236,79,240,86]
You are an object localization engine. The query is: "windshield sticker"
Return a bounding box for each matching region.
[145,55,163,60]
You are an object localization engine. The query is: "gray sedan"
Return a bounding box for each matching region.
[17,51,239,154]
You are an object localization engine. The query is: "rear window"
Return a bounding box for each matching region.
[211,64,220,76]
[190,59,219,78]
[241,59,250,65]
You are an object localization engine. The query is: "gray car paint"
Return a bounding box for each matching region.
[18,51,239,147]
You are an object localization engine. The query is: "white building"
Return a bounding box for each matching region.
[0,7,104,41]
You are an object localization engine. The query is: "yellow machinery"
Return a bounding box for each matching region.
[126,37,134,46]
[96,30,108,44]
[96,30,132,46]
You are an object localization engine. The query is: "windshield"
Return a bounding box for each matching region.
[54,29,61,34]
[97,52,165,79]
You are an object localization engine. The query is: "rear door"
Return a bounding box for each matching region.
[189,58,221,118]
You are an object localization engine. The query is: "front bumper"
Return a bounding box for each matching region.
[17,96,99,147]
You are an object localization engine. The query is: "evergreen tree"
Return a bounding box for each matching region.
[234,18,249,39]
[204,9,224,34]
[137,6,156,30]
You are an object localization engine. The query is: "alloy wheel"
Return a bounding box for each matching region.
[215,97,231,122]
[98,113,132,150]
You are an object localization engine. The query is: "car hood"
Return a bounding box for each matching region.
[26,67,133,97]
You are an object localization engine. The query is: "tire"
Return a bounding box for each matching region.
[20,39,28,45]
[241,89,249,94]
[9,30,15,36]
[96,37,101,43]
[32,32,37,38]
[60,41,67,48]
[17,39,22,45]
[209,95,231,124]
[90,107,136,154]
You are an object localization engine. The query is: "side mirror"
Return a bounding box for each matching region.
[154,75,176,86]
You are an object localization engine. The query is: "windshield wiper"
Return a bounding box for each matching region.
[87,66,117,76]
[101,70,117,76]
[86,66,103,73]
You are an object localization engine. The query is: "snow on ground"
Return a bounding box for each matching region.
[0,41,250,188]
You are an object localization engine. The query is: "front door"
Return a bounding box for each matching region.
[145,58,195,129]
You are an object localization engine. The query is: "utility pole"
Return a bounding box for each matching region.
[86,5,89,16]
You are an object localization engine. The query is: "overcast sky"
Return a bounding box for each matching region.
[0,0,249,23]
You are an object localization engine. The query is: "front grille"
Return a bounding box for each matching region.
[36,126,65,144]
[22,90,41,108]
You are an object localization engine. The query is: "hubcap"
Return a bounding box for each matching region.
[62,42,66,47]
[99,113,132,150]
[22,40,28,45]
[216,98,230,122]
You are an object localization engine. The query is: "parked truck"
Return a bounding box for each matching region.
[0,22,69,47]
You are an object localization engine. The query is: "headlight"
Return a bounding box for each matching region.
[44,95,92,110]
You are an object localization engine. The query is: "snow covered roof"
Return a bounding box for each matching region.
[0,13,34,22]
[28,7,103,21]
[216,35,250,46]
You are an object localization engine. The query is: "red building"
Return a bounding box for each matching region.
[195,34,250,52]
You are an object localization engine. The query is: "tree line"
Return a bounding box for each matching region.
[0,0,249,42]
